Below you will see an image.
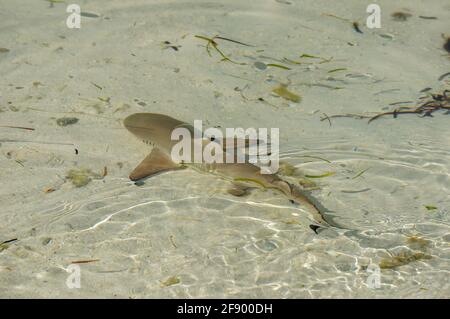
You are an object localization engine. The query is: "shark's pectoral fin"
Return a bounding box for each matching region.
[227,183,251,197]
[129,148,180,181]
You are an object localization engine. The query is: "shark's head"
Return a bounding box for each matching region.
[123,113,187,152]
[124,113,220,161]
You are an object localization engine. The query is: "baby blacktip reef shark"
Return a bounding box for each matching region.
[123,113,337,230]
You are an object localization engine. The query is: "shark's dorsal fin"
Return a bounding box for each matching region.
[129,148,180,181]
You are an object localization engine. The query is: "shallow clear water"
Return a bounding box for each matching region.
[0,0,449,298]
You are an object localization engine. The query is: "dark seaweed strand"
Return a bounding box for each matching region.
[0,125,35,131]
[1,238,18,245]
[194,35,243,64]
[352,22,363,34]
[321,114,372,120]
[368,97,450,123]
[214,36,253,47]
[323,90,449,123]
[368,110,421,123]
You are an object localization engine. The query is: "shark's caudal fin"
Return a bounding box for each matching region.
[129,148,181,181]
[272,180,345,230]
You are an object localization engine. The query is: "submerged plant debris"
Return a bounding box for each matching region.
[352,21,363,34]
[391,11,412,21]
[328,68,347,73]
[43,187,56,193]
[1,238,17,245]
[368,90,450,122]
[266,63,291,70]
[297,53,333,64]
[351,168,370,179]
[418,16,437,20]
[91,82,103,90]
[323,90,450,123]
[194,35,250,64]
[46,0,64,8]
[304,171,335,178]
[71,259,100,264]
[0,48,10,53]
[160,276,180,287]
[169,235,177,248]
[272,85,301,103]
[321,13,363,35]
[379,251,431,269]
[406,236,431,249]
[80,12,100,18]
[424,205,438,211]
[56,117,79,126]
[0,238,17,252]
[66,168,103,187]
[162,41,181,51]
[0,125,35,131]
[340,188,371,193]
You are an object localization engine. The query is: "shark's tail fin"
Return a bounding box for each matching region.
[273,180,348,231]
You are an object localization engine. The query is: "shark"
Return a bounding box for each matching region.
[123,113,338,231]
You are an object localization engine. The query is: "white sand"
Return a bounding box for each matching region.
[0,0,449,298]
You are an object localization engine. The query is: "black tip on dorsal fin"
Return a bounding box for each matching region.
[309,224,321,234]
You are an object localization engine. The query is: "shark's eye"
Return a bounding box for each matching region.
[210,137,215,141]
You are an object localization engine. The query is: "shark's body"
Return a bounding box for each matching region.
[123,113,335,228]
